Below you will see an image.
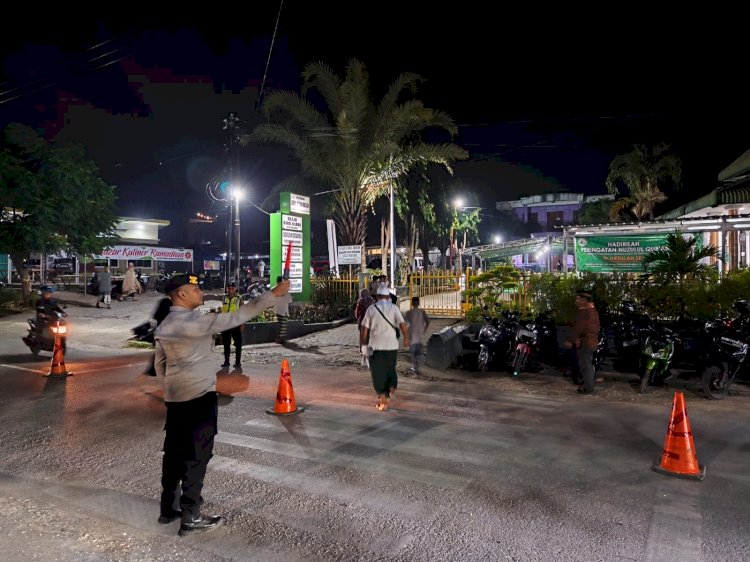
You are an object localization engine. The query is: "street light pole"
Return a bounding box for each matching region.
[222,111,241,285]
[389,182,395,289]
[226,200,233,288]
[234,190,242,284]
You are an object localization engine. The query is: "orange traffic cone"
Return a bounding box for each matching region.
[265,358,303,416]
[652,391,705,480]
[45,332,71,378]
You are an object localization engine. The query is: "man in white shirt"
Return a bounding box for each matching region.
[360,285,408,411]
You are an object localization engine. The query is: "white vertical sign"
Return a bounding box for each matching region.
[326,219,339,277]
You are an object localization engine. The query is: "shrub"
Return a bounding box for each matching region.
[0,288,24,311]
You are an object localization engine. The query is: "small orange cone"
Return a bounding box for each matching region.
[265,358,303,416]
[652,391,705,480]
[45,330,71,378]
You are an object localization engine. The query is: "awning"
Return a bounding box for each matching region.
[467,237,564,261]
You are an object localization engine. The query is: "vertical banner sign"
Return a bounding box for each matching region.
[270,192,311,299]
[326,219,339,277]
[575,234,669,272]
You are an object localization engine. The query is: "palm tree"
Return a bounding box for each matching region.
[605,143,681,220]
[642,230,718,284]
[244,59,468,265]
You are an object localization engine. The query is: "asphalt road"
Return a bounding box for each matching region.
[0,294,749,561]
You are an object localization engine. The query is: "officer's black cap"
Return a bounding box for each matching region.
[162,273,199,294]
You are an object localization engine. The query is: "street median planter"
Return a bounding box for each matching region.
[213,316,353,346]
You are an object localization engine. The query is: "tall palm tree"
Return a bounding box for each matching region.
[642,230,718,284]
[605,143,681,220]
[244,59,468,264]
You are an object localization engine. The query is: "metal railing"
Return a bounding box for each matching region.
[310,275,361,306]
[408,270,465,317]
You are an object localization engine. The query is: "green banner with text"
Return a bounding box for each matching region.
[575,235,668,272]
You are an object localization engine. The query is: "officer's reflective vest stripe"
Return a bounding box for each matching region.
[222,295,241,313]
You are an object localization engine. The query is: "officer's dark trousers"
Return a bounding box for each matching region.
[160,392,218,520]
[221,327,242,364]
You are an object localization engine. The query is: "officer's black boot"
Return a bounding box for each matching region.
[178,514,223,536]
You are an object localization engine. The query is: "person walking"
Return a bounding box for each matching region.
[96,266,113,309]
[257,259,266,279]
[121,262,141,301]
[360,285,408,411]
[404,296,430,374]
[142,296,173,376]
[153,273,290,536]
[354,288,375,367]
[273,275,293,343]
[219,281,243,369]
[369,275,381,298]
[563,290,601,395]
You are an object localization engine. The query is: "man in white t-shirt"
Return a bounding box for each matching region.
[360,285,408,411]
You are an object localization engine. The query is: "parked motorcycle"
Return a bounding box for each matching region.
[606,301,653,367]
[700,300,750,399]
[22,309,67,355]
[476,310,519,372]
[509,310,557,376]
[244,280,269,300]
[638,325,678,393]
[592,328,607,373]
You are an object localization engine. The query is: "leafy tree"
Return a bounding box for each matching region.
[245,59,468,267]
[642,230,718,284]
[605,143,681,220]
[0,124,119,302]
[465,262,521,320]
[576,199,617,225]
[394,164,473,270]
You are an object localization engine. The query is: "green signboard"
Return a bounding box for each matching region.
[575,235,668,272]
[270,192,311,300]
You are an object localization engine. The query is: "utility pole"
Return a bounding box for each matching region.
[222,111,241,285]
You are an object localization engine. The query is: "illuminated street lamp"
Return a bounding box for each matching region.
[493,235,502,244]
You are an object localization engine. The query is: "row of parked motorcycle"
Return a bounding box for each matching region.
[466,309,605,378]
[466,299,750,400]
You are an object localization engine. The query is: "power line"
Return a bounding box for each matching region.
[256,0,284,111]
[0,33,134,106]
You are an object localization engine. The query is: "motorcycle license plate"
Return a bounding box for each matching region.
[518,329,535,339]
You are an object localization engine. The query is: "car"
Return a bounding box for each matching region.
[51,258,76,274]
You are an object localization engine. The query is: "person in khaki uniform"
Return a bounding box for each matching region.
[154,273,290,536]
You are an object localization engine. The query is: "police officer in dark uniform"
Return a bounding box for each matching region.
[220,281,243,368]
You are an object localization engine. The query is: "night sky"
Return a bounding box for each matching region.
[1,5,747,253]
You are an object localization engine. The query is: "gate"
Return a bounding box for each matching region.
[408,270,466,317]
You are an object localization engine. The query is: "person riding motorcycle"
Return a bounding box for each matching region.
[36,286,66,340]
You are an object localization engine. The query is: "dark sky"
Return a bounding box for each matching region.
[1,5,747,251]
